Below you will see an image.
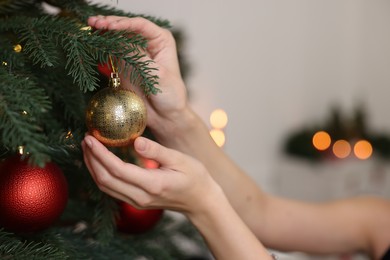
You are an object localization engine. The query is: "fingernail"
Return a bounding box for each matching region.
[136,138,146,151]
[85,137,93,148]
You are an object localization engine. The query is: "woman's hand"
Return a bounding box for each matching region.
[82,134,220,214]
[88,16,191,140]
[82,135,273,259]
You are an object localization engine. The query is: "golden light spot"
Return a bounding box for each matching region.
[332,140,351,159]
[80,26,92,31]
[80,26,92,35]
[210,109,228,129]
[2,61,7,66]
[353,140,373,160]
[18,146,24,155]
[13,44,22,53]
[312,131,331,151]
[210,129,225,147]
[66,130,73,139]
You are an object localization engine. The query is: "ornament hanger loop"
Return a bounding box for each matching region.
[109,55,118,74]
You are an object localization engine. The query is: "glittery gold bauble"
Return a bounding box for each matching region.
[85,87,147,147]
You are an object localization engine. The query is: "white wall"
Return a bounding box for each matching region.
[90,0,390,194]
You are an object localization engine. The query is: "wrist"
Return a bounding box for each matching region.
[185,183,228,228]
[152,105,207,148]
[185,184,273,260]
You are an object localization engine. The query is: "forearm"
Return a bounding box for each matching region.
[186,186,272,260]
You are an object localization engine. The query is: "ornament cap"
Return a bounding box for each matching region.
[109,73,121,89]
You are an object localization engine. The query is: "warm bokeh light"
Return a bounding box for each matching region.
[312,131,331,151]
[143,158,159,169]
[210,109,228,129]
[13,44,22,53]
[353,140,373,160]
[332,140,351,159]
[210,129,225,147]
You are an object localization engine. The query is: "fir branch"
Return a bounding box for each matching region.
[0,229,69,260]
[0,15,100,92]
[44,129,83,165]
[55,1,171,29]
[16,16,60,68]
[0,0,42,16]
[81,28,161,95]
[0,68,51,166]
[84,29,148,57]
[123,55,160,95]
[92,194,118,246]
[39,65,87,126]
[0,15,32,31]
[62,35,100,92]
[0,40,27,72]
[1,14,160,94]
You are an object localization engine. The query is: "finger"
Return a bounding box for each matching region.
[88,15,162,43]
[134,136,185,169]
[83,140,129,202]
[83,135,158,186]
[82,138,154,207]
[87,15,104,28]
[82,139,102,187]
[95,16,164,42]
[83,135,130,174]
[88,16,175,58]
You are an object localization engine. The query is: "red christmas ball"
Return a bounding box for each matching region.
[116,201,163,234]
[97,62,112,78]
[0,155,68,233]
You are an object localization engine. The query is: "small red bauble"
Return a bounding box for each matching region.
[140,157,159,169]
[97,62,112,78]
[0,155,68,233]
[116,201,163,234]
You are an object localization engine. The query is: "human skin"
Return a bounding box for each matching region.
[82,135,273,259]
[85,15,390,259]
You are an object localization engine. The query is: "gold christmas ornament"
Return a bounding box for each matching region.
[85,72,147,147]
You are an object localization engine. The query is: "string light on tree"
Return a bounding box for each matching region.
[13,44,22,53]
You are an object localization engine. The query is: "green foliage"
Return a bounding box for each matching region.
[0,67,51,165]
[0,0,208,259]
[0,213,209,260]
[0,0,170,165]
[0,229,71,260]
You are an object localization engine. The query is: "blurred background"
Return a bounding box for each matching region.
[91,1,390,259]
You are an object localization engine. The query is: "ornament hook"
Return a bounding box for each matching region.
[109,55,121,89]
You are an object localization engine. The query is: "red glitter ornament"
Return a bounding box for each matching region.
[116,201,163,234]
[0,155,68,233]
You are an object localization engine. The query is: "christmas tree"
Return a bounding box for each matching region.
[0,0,207,259]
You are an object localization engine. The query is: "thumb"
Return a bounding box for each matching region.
[134,137,182,167]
